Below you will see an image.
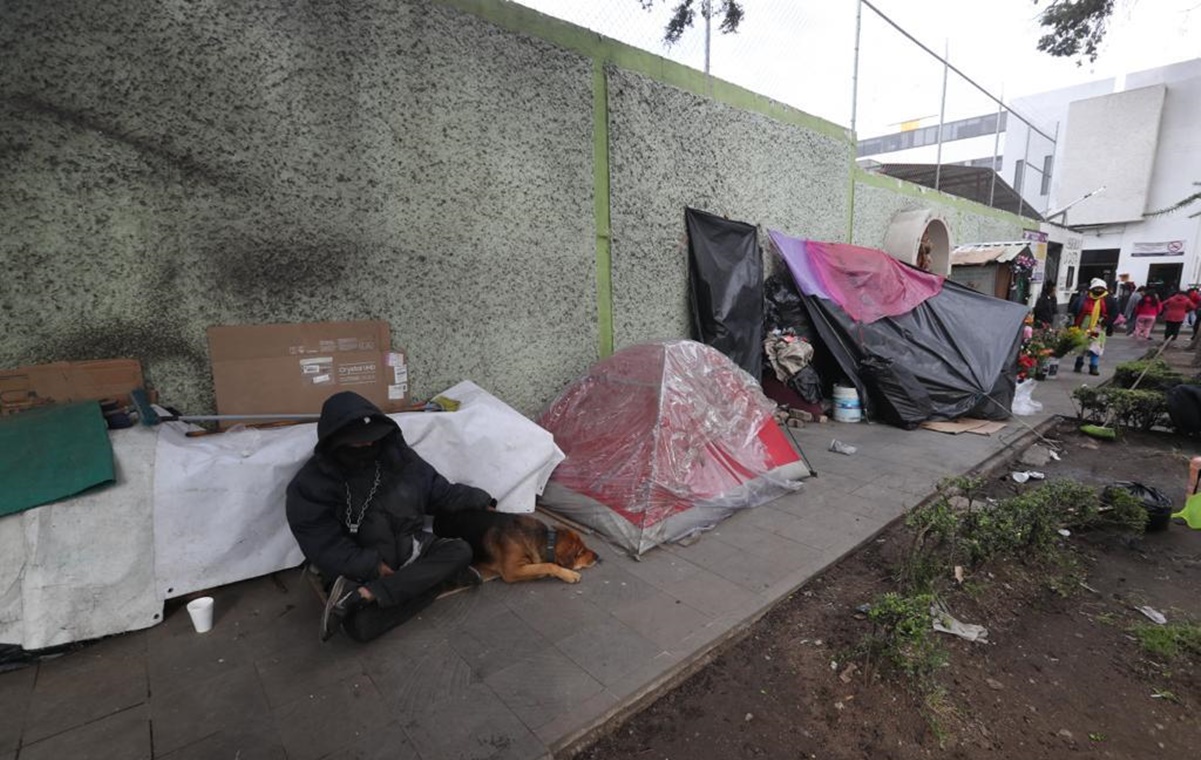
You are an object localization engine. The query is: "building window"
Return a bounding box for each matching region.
[1040,154,1053,195]
[1014,159,1025,191]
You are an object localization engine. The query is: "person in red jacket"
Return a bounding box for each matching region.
[1161,289,1194,341]
[1133,289,1161,340]
[1189,287,1201,340]
[1073,279,1118,375]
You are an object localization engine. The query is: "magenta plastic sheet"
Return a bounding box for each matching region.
[768,231,944,324]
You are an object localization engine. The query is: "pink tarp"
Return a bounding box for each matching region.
[768,231,945,324]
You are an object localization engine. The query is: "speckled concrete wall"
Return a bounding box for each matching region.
[852,180,1028,251]
[0,0,595,415]
[606,68,851,348]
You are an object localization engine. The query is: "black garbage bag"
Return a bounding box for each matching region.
[1167,385,1201,434]
[786,365,823,405]
[1104,481,1174,532]
[859,354,934,428]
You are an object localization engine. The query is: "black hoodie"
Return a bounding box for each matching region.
[285,391,492,580]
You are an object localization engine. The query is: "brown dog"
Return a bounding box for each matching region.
[433,510,599,584]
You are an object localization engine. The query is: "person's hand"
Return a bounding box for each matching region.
[377,562,394,578]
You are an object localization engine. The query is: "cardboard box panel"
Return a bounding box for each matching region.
[0,360,144,416]
[207,321,408,419]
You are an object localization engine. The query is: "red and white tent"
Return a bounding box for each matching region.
[537,340,810,555]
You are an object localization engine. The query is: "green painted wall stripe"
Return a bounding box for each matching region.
[853,167,1039,227]
[436,0,852,144]
[593,61,614,358]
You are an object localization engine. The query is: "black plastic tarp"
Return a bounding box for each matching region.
[798,279,1028,426]
[686,208,763,380]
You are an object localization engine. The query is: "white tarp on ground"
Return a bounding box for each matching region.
[1,381,564,648]
[0,426,161,650]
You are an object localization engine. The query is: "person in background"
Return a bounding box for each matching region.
[1032,284,1057,327]
[1123,285,1143,335]
[1072,278,1118,376]
[1189,287,1201,340]
[1161,289,1194,341]
[1133,288,1161,340]
[1068,283,1088,317]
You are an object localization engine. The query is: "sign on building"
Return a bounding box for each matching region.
[1131,240,1186,257]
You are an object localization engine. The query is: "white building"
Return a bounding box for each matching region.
[859,57,1201,300]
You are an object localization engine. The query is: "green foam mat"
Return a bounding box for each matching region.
[0,401,115,517]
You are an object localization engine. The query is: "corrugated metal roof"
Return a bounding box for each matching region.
[951,242,1032,266]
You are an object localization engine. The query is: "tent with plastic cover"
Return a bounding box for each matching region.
[536,340,810,556]
[767,230,1029,427]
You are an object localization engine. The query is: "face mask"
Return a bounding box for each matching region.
[335,442,380,469]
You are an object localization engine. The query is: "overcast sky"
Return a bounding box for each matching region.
[514,0,1201,137]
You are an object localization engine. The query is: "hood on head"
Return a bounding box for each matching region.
[315,391,400,454]
[1089,278,1107,291]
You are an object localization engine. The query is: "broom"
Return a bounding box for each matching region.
[1080,335,1172,440]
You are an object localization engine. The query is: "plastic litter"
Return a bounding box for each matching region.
[1136,606,1167,625]
[1057,528,1071,537]
[829,439,857,455]
[1011,471,1046,483]
[1011,379,1043,416]
[1104,482,1174,532]
[931,602,989,643]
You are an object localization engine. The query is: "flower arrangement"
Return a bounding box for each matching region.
[1017,325,1057,382]
[1050,326,1088,358]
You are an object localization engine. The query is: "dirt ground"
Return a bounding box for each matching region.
[577,424,1201,760]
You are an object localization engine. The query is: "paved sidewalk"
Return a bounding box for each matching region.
[0,335,1151,760]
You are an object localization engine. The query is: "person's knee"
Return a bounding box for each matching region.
[445,538,473,568]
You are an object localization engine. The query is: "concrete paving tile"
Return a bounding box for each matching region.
[361,636,478,716]
[602,650,685,702]
[532,689,620,748]
[483,648,605,731]
[610,590,711,649]
[17,703,150,760]
[272,674,389,760]
[738,502,808,534]
[849,481,921,512]
[619,547,704,589]
[504,583,613,643]
[448,608,553,679]
[147,616,252,699]
[156,723,285,760]
[651,567,758,616]
[0,664,34,754]
[150,664,270,756]
[23,641,148,744]
[555,616,664,687]
[319,720,418,760]
[404,682,547,760]
[565,562,660,614]
[409,583,511,635]
[665,533,741,568]
[709,519,805,559]
[700,543,814,593]
[253,633,365,709]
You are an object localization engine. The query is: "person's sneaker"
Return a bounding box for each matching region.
[320,576,363,642]
[453,565,484,589]
[1089,367,1100,376]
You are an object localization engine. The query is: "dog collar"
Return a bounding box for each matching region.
[544,527,557,564]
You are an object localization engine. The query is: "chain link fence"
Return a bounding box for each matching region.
[512,0,1058,217]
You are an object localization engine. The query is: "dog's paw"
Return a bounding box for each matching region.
[562,570,582,584]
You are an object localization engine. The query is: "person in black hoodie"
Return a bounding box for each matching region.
[286,391,495,642]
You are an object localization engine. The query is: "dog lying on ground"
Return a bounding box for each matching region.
[433,511,599,584]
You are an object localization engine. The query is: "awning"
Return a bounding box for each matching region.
[952,242,1032,267]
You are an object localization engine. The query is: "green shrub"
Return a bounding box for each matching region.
[864,592,946,682]
[1113,359,1185,392]
[1071,385,1170,430]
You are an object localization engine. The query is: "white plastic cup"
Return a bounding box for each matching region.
[186,597,215,633]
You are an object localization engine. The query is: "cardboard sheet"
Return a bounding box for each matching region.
[0,359,144,416]
[920,418,1008,436]
[207,320,408,422]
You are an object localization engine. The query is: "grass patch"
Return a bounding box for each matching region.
[1133,621,1201,659]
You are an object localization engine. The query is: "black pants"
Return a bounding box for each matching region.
[1165,321,1184,340]
[339,537,472,643]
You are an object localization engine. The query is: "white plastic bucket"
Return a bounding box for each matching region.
[833,385,862,423]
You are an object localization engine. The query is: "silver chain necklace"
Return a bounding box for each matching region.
[343,462,382,535]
